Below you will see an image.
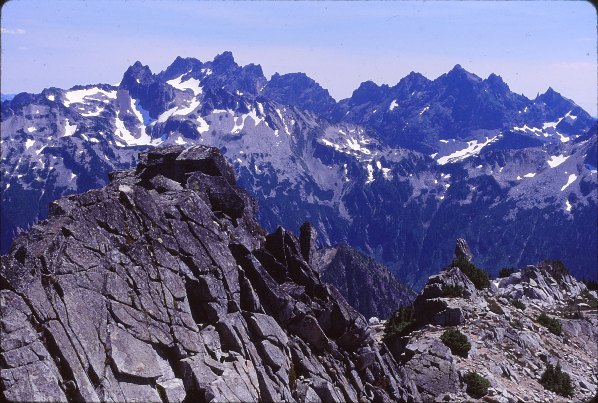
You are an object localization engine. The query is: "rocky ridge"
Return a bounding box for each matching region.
[0,145,419,402]
[382,240,598,402]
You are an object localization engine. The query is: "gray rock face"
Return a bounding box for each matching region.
[454,238,473,262]
[404,338,459,401]
[0,145,420,402]
[412,267,485,327]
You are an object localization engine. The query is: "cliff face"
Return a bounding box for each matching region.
[0,145,419,402]
[314,244,416,320]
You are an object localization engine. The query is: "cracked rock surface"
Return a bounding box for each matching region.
[1,145,420,402]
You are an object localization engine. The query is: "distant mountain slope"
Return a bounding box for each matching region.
[314,243,416,319]
[1,51,596,287]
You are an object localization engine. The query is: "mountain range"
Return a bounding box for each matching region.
[1,51,596,288]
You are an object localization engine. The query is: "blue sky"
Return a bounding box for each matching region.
[1,0,596,115]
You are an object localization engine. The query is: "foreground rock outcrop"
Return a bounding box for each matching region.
[383,241,598,402]
[0,145,420,402]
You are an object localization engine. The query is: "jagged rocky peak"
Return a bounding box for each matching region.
[484,72,510,93]
[454,238,473,262]
[263,72,336,114]
[212,50,237,69]
[442,63,482,83]
[299,221,318,267]
[393,71,430,96]
[534,86,579,117]
[0,145,420,402]
[349,80,389,104]
[120,60,155,88]
[159,56,204,81]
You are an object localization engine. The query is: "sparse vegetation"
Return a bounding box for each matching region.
[452,256,490,290]
[537,313,562,336]
[440,327,471,358]
[582,278,598,292]
[498,267,517,278]
[442,285,464,298]
[383,305,416,342]
[511,299,526,310]
[540,363,574,397]
[463,371,490,398]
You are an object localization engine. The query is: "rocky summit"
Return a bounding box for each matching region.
[0,145,419,402]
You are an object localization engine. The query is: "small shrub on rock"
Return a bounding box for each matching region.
[452,257,490,290]
[440,327,471,358]
[582,278,598,292]
[511,299,526,310]
[442,285,464,298]
[463,371,490,398]
[540,363,574,397]
[537,313,562,336]
[487,298,505,315]
[383,305,415,342]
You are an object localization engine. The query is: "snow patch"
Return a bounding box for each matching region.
[565,199,572,212]
[47,94,55,101]
[523,172,536,178]
[437,136,498,165]
[419,106,429,115]
[64,119,77,137]
[81,106,104,117]
[513,124,542,135]
[173,98,200,116]
[389,99,399,111]
[26,127,36,133]
[25,139,35,150]
[157,107,178,123]
[557,133,570,143]
[560,174,577,192]
[196,116,210,134]
[63,87,116,107]
[114,113,153,147]
[365,164,374,184]
[547,154,569,168]
[166,75,203,96]
[174,136,188,145]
